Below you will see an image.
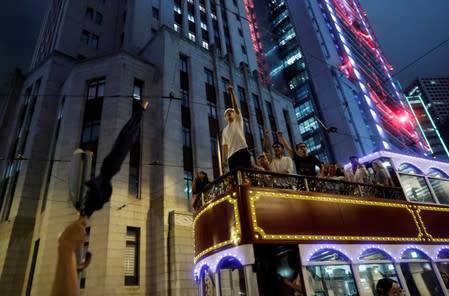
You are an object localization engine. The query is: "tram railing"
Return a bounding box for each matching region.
[193,169,406,211]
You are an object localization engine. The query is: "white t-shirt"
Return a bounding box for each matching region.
[222,113,248,159]
[270,156,294,174]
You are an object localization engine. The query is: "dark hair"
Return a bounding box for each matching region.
[376,278,397,296]
[192,171,210,194]
[295,142,307,150]
[272,142,284,149]
[349,155,359,160]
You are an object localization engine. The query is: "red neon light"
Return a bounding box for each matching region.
[243,0,270,84]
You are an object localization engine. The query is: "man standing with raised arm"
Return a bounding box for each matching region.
[263,129,293,174]
[221,85,252,172]
[277,131,321,176]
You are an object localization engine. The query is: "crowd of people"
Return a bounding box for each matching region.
[191,85,395,204]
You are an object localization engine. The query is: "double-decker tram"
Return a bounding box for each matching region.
[193,151,449,295]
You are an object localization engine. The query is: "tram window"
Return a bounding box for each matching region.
[400,262,444,295]
[217,258,246,296]
[399,174,435,203]
[437,249,449,259]
[427,168,448,179]
[398,163,423,174]
[357,263,399,296]
[428,178,449,205]
[201,268,215,295]
[255,245,305,296]
[357,249,400,295]
[305,265,357,296]
[436,262,449,291]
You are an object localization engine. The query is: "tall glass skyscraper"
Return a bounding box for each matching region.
[250,0,427,162]
[252,0,333,162]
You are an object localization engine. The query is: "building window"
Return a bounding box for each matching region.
[188,33,196,42]
[202,41,209,50]
[94,12,103,25]
[129,79,143,197]
[87,79,105,100]
[184,170,193,200]
[205,68,214,86]
[237,86,246,103]
[81,79,105,175]
[298,117,319,135]
[133,79,143,101]
[180,56,188,73]
[90,34,99,48]
[183,128,191,148]
[295,100,314,119]
[152,7,160,20]
[124,227,140,286]
[208,103,217,119]
[252,94,261,109]
[181,89,189,107]
[81,30,90,44]
[85,8,94,20]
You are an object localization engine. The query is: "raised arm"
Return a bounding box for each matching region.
[263,129,270,154]
[227,85,240,115]
[51,217,88,296]
[277,131,294,158]
[222,144,228,171]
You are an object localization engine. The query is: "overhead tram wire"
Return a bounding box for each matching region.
[391,36,449,78]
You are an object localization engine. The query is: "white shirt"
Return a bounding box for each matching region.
[222,113,247,159]
[270,156,294,174]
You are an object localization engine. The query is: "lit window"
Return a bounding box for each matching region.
[188,33,196,42]
[202,41,209,49]
[201,22,207,30]
[124,227,140,285]
[184,171,193,200]
[188,14,195,22]
[174,23,181,32]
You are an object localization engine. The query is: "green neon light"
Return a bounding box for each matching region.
[416,94,449,157]
[406,95,449,157]
[405,96,433,153]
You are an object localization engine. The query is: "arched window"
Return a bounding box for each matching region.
[398,163,423,175]
[216,256,246,295]
[427,169,449,205]
[306,249,357,296]
[428,168,449,179]
[309,248,350,262]
[437,248,449,259]
[398,164,435,203]
[357,248,400,296]
[400,248,444,295]
[199,266,215,295]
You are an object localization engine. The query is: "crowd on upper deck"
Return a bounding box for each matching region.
[191,85,394,206]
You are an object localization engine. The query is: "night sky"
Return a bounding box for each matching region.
[0,0,448,90]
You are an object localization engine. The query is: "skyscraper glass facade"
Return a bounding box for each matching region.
[253,0,332,162]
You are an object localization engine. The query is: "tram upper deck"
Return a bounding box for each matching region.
[193,151,449,296]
